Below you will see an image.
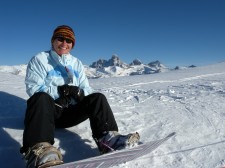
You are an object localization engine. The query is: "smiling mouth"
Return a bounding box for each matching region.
[59,46,67,50]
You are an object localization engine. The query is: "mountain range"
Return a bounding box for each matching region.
[0,55,196,78]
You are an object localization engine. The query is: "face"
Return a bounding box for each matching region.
[52,37,73,56]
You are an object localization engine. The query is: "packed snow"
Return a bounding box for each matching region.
[0,62,225,168]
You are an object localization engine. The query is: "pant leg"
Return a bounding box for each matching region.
[22,92,56,152]
[55,93,118,139]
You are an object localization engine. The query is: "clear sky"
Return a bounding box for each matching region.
[0,0,225,67]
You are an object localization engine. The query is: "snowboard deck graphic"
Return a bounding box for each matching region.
[52,132,176,168]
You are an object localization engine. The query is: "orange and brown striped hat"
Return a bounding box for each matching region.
[51,25,75,47]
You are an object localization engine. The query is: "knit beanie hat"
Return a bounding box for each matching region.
[51,25,75,48]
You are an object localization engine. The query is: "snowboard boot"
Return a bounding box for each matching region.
[24,142,63,168]
[95,131,140,154]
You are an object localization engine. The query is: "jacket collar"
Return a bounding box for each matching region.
[50,50,72,66]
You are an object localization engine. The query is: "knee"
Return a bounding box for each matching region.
[91,92,107,100]
[85,92,108,103]
[28,92,54,104]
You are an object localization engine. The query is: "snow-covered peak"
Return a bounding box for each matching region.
[0,64,27,76]
[88,55,170,78]
[90,55,128,69]
[130,59,142,65]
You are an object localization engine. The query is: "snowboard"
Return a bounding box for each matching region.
[51,132,176,168]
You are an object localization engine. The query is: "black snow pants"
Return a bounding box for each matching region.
[21,92,118,153]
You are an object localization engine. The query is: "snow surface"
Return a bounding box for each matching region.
[1,62,225,168]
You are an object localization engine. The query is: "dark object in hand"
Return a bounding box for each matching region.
[58,84,70,97]
[58,84,84,102]
[69,86,84,102]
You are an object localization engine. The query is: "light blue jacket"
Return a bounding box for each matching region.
[25,50,93,100]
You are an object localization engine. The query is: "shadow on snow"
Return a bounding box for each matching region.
[0,91,98,168]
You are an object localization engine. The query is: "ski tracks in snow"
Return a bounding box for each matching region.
[93,71,225,167]
[98,72,225,90]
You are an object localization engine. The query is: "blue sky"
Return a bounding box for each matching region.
[0,0,225,67]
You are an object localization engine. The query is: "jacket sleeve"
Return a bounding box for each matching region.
[25,56,58,99]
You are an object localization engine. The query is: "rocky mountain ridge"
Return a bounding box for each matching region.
[0,55,196,78]
[87,55,168,78]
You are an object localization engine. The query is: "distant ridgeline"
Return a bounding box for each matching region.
[0,55,196,78]
[86,54,195,78]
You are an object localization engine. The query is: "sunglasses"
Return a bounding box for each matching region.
[56,37,73,44]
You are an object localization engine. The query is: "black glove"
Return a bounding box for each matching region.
[69,86,85,102]
[58,84,70,97]
[58,84,84,102]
